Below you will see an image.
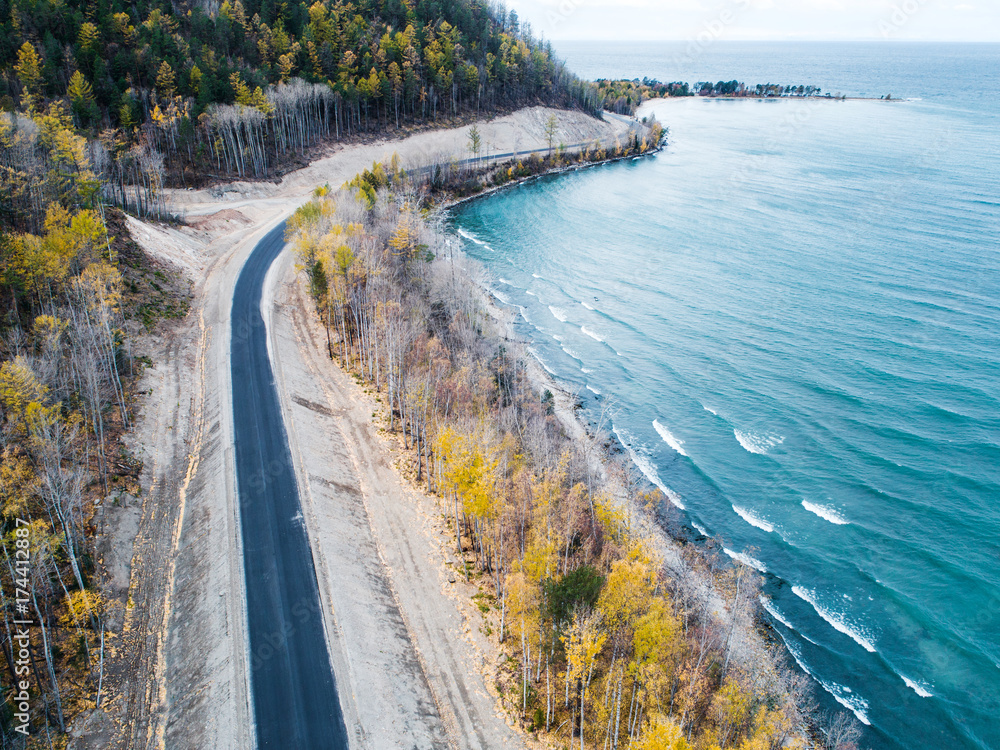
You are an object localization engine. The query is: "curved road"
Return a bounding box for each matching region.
[231,222,349,748]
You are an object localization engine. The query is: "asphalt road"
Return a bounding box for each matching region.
[231,222,349,748]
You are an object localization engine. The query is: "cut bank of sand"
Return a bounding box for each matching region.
[85,107,632,750]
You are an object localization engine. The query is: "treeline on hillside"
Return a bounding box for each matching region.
[0,0,602,192]
[285,162,864,750]
[597,78,830,116]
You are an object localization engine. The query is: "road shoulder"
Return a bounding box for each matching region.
[265,248,525,749]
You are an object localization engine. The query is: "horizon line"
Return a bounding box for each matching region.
[546,38,1000,44]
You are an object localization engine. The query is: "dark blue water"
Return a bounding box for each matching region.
[449,43,1000,750]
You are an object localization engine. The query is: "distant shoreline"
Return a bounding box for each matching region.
[652,94,899,102]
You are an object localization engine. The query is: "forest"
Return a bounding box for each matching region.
[284,158,863,750]
[0,185,187,745]
[0,0,862,744]
[596,78,829,116]
[0,0,603,194]
[0,1,600,738]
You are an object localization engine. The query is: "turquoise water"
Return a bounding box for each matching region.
[449,44,1000,750]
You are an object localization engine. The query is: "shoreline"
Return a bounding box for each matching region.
[447,240,817,740]
[655,94,898,102]
[436,144,664,213]
[104,105,632,748]
[281,124,818,743]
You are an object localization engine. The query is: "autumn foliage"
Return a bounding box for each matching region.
[1,0,603,187]
[288,166,822,750]
[0,166,178,742]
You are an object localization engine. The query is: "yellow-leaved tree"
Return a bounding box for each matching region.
[563,608,606,749]
[0,355,48,435]
[633,714,691,750]
[631,597,685,717]
[14,42,42,110]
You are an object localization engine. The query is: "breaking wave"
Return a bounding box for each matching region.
[901,675,933,698]
[653,419,688,457]
[526,347,556,376]
[724,548,767,573]
[792,586,877,653]
[457,228,493,251]
[612,426,685,510]
[734,429,785,455]
[759,596,794,629]
[732,505,775,533]
[802,500,849,525]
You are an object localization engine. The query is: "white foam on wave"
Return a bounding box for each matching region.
[759,596,794,629]
[732,505,775,533]
[724,548,767,573]
[783,638,872,726]
[457,228,493,251]
[580,325,604,342]
[612,426,685,510]
[734,429,785,455]
[820,677,871,725]
[581,301,595,311]
[586,384,601,396]
[782,635,813,676]
[703,405,718,416]
[692,521,709,536]
[552,334,564,342]
[518,306,532,324]
[498,277,514,286]
[901,675,933,698]
[561,345,583,362]
[490,289,510,304]
[526,347,556,376]
[581,367,594,374]
[653,420,688,457]
[802,500,849,525]
[548,306,569,323]
[532,272,543,279]
[792,586,877,653]
[525,289,537,296]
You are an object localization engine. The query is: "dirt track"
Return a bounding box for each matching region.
[86,107,630,749]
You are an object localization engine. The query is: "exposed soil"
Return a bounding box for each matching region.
[80,106,629,749]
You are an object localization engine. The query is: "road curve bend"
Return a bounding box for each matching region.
[231,222,349,748]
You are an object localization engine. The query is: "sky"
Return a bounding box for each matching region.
[503,0,1000,42]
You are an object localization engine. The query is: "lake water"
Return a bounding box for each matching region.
[449,42,1000,750]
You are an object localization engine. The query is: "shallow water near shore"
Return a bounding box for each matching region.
[448,43,1000,750]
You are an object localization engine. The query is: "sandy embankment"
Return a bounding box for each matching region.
[89,107,629,749]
